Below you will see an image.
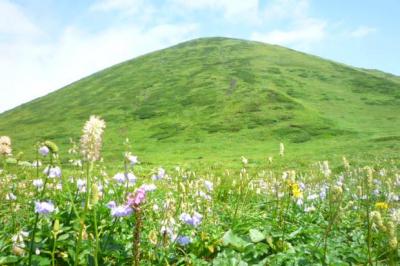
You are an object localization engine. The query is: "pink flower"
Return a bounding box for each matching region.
[127,187,146,207]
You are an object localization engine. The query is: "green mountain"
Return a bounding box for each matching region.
[1,37,399,166]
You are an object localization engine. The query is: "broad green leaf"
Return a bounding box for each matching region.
[222,230,250,251]
[249,229,265,243]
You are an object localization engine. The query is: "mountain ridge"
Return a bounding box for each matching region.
[1,37,399,166]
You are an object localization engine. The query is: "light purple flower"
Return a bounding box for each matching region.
[198,191,211,200]
[179,213,192,224]
[152,167,165,180]
[38,146,49,156]
[113,173,125,183]
[127,155,139,166]
[33,179,44,188]
[177,236,191,246]
[179,211,202,227]
[44,166,61,178]
[77,179,86,191]
[127,173,137,184]
[106,201,116,209]
[35,201,55,214]
[110,205,133,217]
[204,180,213,192]
[191,211,203,227]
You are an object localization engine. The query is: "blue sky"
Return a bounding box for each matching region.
[1,0,399,112]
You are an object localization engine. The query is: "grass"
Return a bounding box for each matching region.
[0,136,400,265]
[0,37,399,168]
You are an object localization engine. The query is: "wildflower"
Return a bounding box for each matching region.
[373,189,380,196]
[296,198,304,206]
[342,156,350,170]
[241,156,248,165]
[35,248,40,255]
[370,211,386,231]
[107,201,117,209]
[153,204,159,211]
[321,161,331,177]
[279,142,284,157]
[6,192,17,201]
[307,194,319,201]
[32,160,42,167]
[304,206,316,212]
[77,179,86,192]
[375,202,389,210]
[192,211,203,226]
[35,201,55,214]
[290,182,303,199]
[33,179,44,188]
[180,213,192,223]
[148,230,158,245]
[38,146,49,156]
[110,205,133,217]
[320,184,328,200]
[177,236,191,246]
[204,180,213,192]
[387,221,398,249]
[331,185,343,201]
[141,183,157,192]
[152,167,166,180]
[43,141,59,154]
[80,115,106,162]
[113,173,126,183]
[198,191,211,200]
[161,225,177,241]
[0,136,12,155]
[127,172,137,184]
[126,153,139,166]
[127,187,146,208]
[179,211,202,227]
[44,166,61,178]
[12,230,29,251]
[390,209,400,224]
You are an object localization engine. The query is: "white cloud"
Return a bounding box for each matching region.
[263,0,310,21]
[0,1,198,113]
[251,0,326,50]
[350,26,376,38]
[90,0,144,13]
[171,0,260,23]
[0,0,41,37]
[251,18,326,48]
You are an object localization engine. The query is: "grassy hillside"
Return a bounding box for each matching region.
[0,37,399,167]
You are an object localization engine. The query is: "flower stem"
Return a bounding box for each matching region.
[28,154,52,266]
[133,208,142,266]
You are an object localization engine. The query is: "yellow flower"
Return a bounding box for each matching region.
[375,202,389,210]
[289,182,303,199]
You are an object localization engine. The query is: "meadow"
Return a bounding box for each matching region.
[1,115,400,265]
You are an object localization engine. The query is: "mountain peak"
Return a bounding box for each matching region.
[1,37,399,165]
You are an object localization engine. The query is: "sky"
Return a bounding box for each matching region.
[0,0,399,113]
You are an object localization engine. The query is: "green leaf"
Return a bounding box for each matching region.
[57,234,70,241]
[222,230,250,251]
[287,227,303,239]
[249,229,265,243]
[0,256,19,264]
[266,236,275,250]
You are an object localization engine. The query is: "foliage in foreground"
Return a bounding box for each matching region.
[0,116,400,265]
